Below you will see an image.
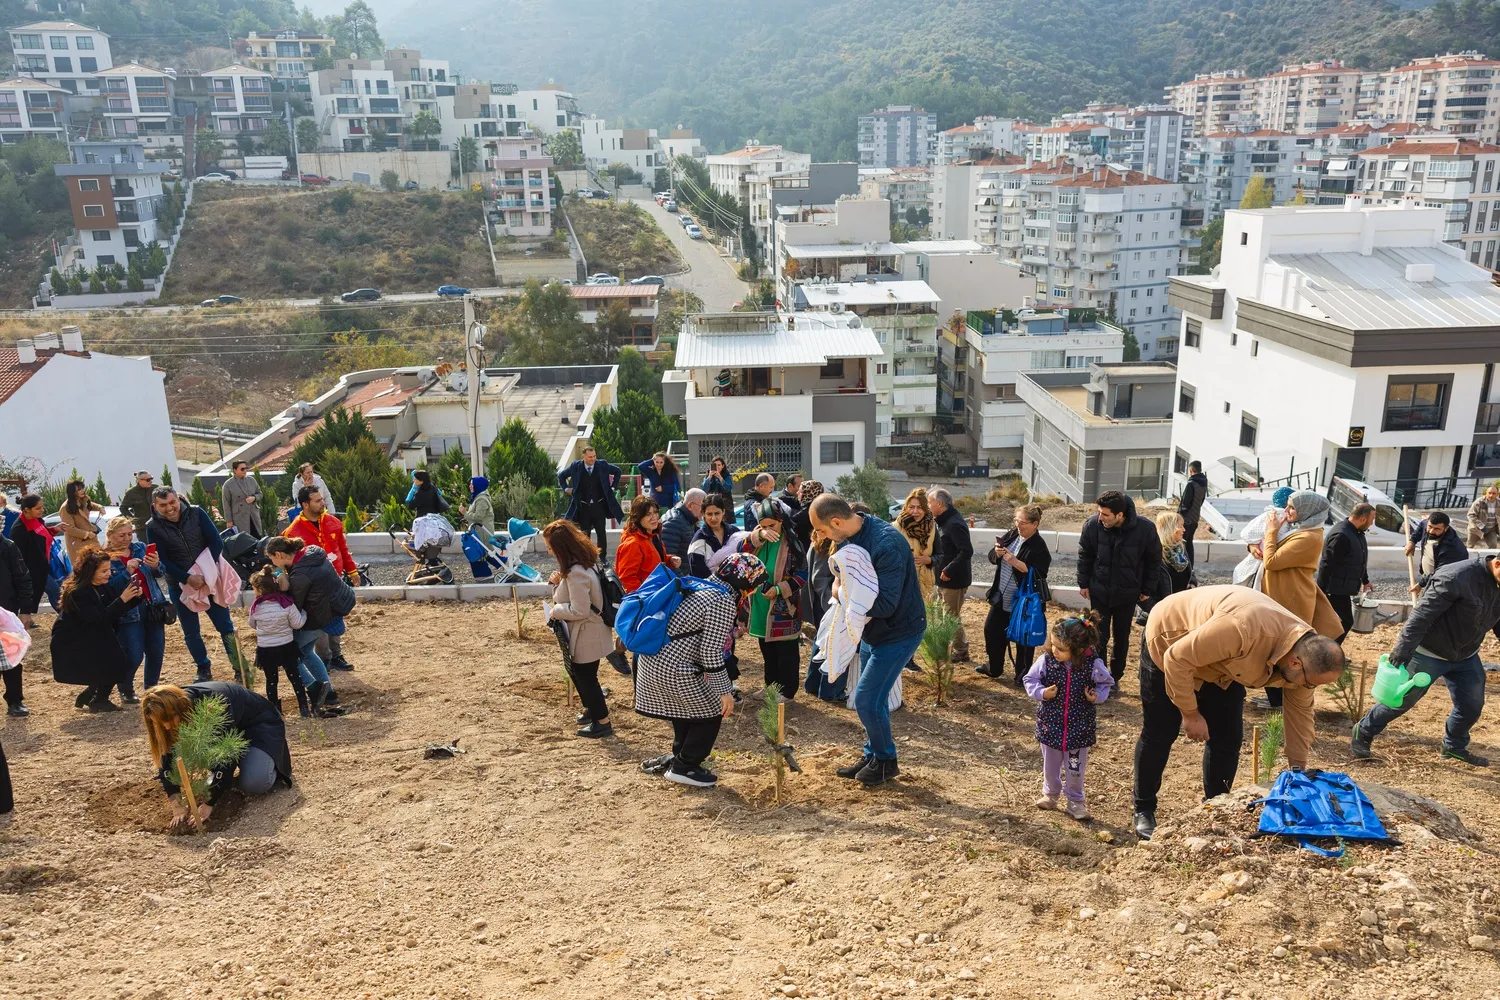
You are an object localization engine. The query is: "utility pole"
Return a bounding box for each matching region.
[464,294,487,477]
[287,102,300,186]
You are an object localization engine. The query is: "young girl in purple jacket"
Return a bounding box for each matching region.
[1024,613,1113,821]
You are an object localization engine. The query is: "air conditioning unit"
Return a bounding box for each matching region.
[829,301,845,313]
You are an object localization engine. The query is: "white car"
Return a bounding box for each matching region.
[588,274,621,285]
[686,224,703,239]
[199,172,233,182]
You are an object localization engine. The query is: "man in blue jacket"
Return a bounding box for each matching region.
[810,493,926,787]
[659,489,705,567]
[558,446,623,557]
[147,486,239,683]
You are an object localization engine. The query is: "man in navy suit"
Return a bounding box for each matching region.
[558,445,624,556]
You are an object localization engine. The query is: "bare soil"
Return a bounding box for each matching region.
[2,602,1498,1000]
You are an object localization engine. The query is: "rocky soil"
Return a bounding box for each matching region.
[1,605,1497,1000]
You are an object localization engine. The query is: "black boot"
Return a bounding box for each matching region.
[856,756,899,786]
[307,681,327,712]
[836,754,874,779]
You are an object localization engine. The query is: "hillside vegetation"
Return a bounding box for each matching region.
[565,197,681,278]
[381,0,1496,158]
[160,185,492,301]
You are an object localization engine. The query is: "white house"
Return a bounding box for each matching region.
[0,330,174,492]
[0,77,70,143]
[7,20,112,94]
[580,117,662,177]
[661,311,883,484]
[97,64,175,138]
[203,64,275,136]
[511,86,581,135]
[1168,203,1500,502]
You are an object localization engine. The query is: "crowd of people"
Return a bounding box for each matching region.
[2,455,1496,836]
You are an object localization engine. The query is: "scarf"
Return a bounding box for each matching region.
[798,479,824,507]
[469,476,489,501]
[1279,490,1331,540]
[1162,540,1189,570]
[898,509,933,547]
[19,514,51,545]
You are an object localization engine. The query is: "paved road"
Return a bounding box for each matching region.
[632,196,750,312]
[25,287,513,316]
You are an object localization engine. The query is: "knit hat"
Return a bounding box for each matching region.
[715,552,768,593]
[1272,487,1294,508]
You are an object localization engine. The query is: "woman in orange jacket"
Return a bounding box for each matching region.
[615,496,680,592]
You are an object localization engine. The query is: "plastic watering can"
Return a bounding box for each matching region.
[1371,654,1432,709]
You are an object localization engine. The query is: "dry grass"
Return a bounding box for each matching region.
[564,197,682,277]
[159,186,493,301]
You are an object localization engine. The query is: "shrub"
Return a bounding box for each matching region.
[919,600,963,705]
[88,274,103,293]
[1259,711,1285,782]
[905,434,958,475]
[330,188,355,215]
[494,475,536,522]
[486,418,558,490]
[126,270,145,292]
[380,169,400,192]
[104,274,121,292]
[317,437,405,510]
[834,462,892,518]
[379,495,413,532]
[67,275,83,295]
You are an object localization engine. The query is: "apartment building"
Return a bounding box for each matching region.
[763,162,861,266]
[580,117,663,176]
[1351,136,1500,267]
[1102,107,1191,181]
[1167,204,1500,497]
[1001,162,1187,361]
[1253,61,1364,133]
[1019,362,1177,502]
[202,65,274,135]
[1166,69,1255,138]
[857,105,937,168]
[1371,52,1500,143]
[53,139,167,273]
[510,86,581,134]
[1185,128,1306,220]
[959,307,1127,464]
[235,30,335,85]
[775,197,896,302]
[929,153,1027,244]
[7,20,112,94]
[486,132,554,236]
[0,76,69,142]
[935,121,992,166]
[796,279,942,448]
[309,59,405,151]
[95,64,175,138]
[660,128,705,162]
[704,144,814,257]
[452,83,522,141]
[1290,121,1427,205]
[661,311,883,484]
[1029,122,1113,163]
[859,166,932,222]
[569,285,659,346]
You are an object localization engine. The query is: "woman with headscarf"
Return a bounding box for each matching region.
[894,488,936,598]
[789,479,824,552]
[461,476,495,536]
[1256,488,1335,708]
[737,496,805,702]
[633,552,761,788]
[1233,486,1295,588]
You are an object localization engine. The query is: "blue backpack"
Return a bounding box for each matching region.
[1255,769,1388,857]
[48,536,71,582]
[614,563,728,655]
[1005,569,1048,647]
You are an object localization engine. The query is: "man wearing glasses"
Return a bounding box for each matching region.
[118,470,157,542]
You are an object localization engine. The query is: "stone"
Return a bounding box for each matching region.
[779,986,802,998]
[1198,932,1219,948]
[471,919,488,932]
[1357,910,1379,927]
[1383,936,1403,954]
[1219,871,1255,893]
[1172,923,1188,935]
[957,969,977,981]
[1271,947,1288,959]
[1078,908,1097,921]
[916,933,933,946]
[1468,936,1495,952]
[1184,837,1210,854]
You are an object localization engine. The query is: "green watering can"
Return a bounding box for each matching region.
[1371,654,1433,709]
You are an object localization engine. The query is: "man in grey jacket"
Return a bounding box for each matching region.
[1352,554,1500,767]
[220,462,263,538]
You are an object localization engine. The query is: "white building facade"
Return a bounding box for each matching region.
[1351,136,1500,267]
[204,65,275,136]
[0,77,69,142]
[857,105,937,168]
[1167,204,1500,498]
[7,20,112,94]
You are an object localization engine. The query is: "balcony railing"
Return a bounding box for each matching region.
[895,342,939,356]
[892,373,938,387]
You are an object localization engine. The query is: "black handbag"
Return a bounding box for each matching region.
[145,600,177,626]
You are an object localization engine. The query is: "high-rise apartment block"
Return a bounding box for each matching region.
[857,105,937,168]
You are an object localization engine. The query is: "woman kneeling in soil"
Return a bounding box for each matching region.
[143,683,293,833]
[635,553,765,788]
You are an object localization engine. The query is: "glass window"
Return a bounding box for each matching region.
[1178,382,1195,415]
[1184,320,1201,348]
[79,57,96,72]
[819,358,844,379]
[1126,456,1162,494]
[14,34,42,49]
[49,36,69,50]
[819,437,855,464]
[91,228,111,239]
[76,36,94,50]
[1068,447,1079,477]
[1382,378,1449,431]
[78,178,99,191]
[96,255,115,265]
[54,57,72,73]
[83,204,104,217]
[1239,412,1258,450]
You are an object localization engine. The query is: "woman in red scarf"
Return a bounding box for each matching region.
[6,494,58,614]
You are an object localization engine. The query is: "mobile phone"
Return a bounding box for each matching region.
[146,543,157,557]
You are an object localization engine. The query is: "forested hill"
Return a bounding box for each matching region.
[375,0,1500,157]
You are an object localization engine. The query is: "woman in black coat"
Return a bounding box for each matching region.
[980,504,1052,683]
[51,546,141,712]
[405,470,449,517]
[8,494,54,614]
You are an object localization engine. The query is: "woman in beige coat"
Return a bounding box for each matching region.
[57,479,105,563]
[895,488,936,596]
[543,519,617,739]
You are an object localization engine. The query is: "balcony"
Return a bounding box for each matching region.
[892,372,938,387]
[892,399,938,416]
[894,341,939,356]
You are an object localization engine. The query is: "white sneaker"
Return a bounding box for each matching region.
[1064,800,1091,821]
[1034,794,1059,811]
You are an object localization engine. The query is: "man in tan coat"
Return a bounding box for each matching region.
[1132,585,1345,840]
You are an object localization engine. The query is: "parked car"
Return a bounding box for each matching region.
[162,170,181,181]
[281,169,296,181]
[575,188,594,198]
[588,274,621,285]
[404,180,419,190]
[686,224,703,239]
[663,199,677,212]
[591,189,610,199]
[436,284,470,297]
[300,173,331,186]
[199,172,232,182]
[215,294,243,305]
[340,288,382,302]
[200,299,219,307]
[630,275,666,286]
[679,214,693,227]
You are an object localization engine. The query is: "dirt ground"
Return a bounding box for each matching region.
[3,602,1499,1000]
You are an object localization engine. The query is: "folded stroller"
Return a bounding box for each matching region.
[401,514,456,586]
[221,529,268,588]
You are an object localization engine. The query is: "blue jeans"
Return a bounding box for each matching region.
[294,629,330,687]
[170,587,236,669]
[116,619,167,691]
[853,631,925,761]
[1358,650,1487,752]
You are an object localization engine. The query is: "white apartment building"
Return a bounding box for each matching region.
[511,86,581,135]
[1351,136,1500,268]
[1290,121,1427,206]
[1371,52,1500,143]
[661,311,884,484]
[859,166,932,222]
[1001,162,1187,361]
[796,280,942,448]
[1102,107,1191,181]
[1185,128,1306,220]
[486,133,554,236]
[857,105,937,168]
[309,59,406,151]
[706,144,813,257]
[451,83,525,143]
[929,153,1026,244]
[203,65,275,136]
[1167,204,1500,497]
[580,117,663,176]
[1253,61,1364,133]
[236,30,335,85]
[960,307,1127,464]
[1166,69,1256,138]
[1029,122,1113,162]
[0,77,69,142]
[96,64,174,138]
[935,121,992,165]
[775,197,896,303]
[7,20,112,94]
[659,128,705,163]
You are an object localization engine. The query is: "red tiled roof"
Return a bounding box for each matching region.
[569,284,661,299]
[1040,122,1101,134]
[1359,138,1500,156]
[0,348,48,406]
[1015,156,1071,175]
[255,376,423,470]
[1391,55,1500,73]
[1049,168,1176,188]
[942,124,982,134]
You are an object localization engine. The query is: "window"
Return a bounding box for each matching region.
[875,363,888,375]
[96,254,115,265]
[1065,355,1102,369]
[1126,456,1162,494]
[54,57,72,73]
[1239,232,1248,246]
[76,36,94,49]
[1251,340,1259,357]
[78,178,99,191]
[83,204,104,217]
[819,437,855,464]
[1174,449,1189,475]
[1382,376,1451,431]
[1184,320,1201,348]
[91,230,111,241]
[1178,382,1195,415]
[819,358,844,378]
[1223,401,1230,414]
[1030,350,1066,368]
[1033,415,1041,441]
[13,34,41,49]
[1239,412,1259,451]
[79,57,96,72]
[49,35,69,49]
[1230,331,1237,346]
[1068,447,1079,477]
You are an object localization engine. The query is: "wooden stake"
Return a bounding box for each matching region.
[1250,725,1262,786]
[176,757,202,835]
[1403,505,1418,591]
[513,586,523,639]
[1357,658,1369,720]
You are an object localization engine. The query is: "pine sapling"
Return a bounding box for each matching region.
[1325,661,1364,722]
[919,601,962,705]
[173,695,249,830]
[1260,711,1285,780]
[758,684,785,802]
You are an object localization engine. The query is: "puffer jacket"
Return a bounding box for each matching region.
[1077,495,1161,607]
[286,546,356,631]
[1391,555,1500,665]
[658,502,700,566]
[1177,472,1208,528]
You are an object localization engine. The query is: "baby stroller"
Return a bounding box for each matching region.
[461,525,507,582]
[401,514,456,586]
[221,528,269,589]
